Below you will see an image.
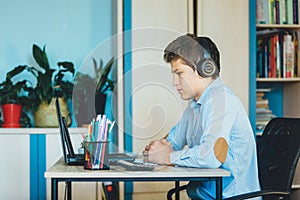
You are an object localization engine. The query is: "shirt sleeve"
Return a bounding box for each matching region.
[166,106,190,150]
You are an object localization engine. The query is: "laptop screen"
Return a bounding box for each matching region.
[55,97,84,165]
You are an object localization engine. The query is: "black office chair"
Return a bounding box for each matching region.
[167,118,300,200]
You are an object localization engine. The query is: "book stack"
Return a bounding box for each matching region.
[256,89,276,133]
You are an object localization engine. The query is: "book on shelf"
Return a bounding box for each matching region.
[256,0,299,25]
[256,88,276,131]
[285,34,295,77]
[256,98,269,104]
[257,0,266,24]
[256,98,269,107]
[257,88,272,92]
[256,30,300,78]
[295,31,300,77]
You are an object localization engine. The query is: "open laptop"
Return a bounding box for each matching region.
[55,97,85,165]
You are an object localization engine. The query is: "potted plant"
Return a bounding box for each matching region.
[0,65,32,127]
[72,57,115,126]
[26,44,75,127]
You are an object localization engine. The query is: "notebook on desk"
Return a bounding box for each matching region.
[55,97,85,165]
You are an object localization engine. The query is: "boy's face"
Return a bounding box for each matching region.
[171,58,207,101]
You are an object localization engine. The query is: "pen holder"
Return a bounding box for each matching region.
[83,141,110,170]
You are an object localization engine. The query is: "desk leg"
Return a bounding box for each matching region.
[216,178,222,200]
[175,181,179,200]
[51,178,58,200]
[66,181,72,200]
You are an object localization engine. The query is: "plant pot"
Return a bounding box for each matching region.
[34,97,70,127]
[74,93,106,127]
[95,93,106,115]
[1,104,22,128]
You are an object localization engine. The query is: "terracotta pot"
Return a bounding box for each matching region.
[1,104,22,128]
[34,97,70,127]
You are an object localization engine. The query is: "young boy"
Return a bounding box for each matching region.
[143,34,261,199]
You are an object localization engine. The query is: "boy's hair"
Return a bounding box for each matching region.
[163,33,220,77]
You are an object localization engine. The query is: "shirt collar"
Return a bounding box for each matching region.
[190,99,199,109]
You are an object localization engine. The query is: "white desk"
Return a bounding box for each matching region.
[45,158,230,200]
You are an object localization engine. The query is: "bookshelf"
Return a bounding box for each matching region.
[255,24,300,133]
[255,0,300,134]
[255,23,300,133]
[254,2,300,194]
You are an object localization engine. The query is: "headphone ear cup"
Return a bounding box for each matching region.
[197,59,217,77]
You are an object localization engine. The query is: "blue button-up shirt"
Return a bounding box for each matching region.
[167,78,261,199]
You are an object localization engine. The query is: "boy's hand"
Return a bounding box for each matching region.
[143,139,173,165]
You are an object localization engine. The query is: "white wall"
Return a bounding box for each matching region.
[131,0,190,199]
[197,0,249,112]
[131,0,188,162]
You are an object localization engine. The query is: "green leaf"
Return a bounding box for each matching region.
[32,44,50,70]
[57,61,75,75]
[96,57,115,92]
[6,65,27,80]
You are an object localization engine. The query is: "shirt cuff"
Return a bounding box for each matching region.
[170,149,188,164]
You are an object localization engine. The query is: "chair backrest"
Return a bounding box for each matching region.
[257,118,300,192]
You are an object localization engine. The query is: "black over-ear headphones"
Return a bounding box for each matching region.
[196,58,217,78]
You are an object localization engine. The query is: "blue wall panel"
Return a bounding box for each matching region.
[0,1,115,199]
[123,0,133,199]
[249,0,257,133]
